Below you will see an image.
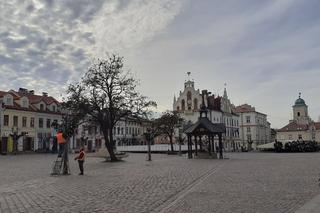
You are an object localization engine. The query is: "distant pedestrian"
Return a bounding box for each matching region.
[74,148,86,175]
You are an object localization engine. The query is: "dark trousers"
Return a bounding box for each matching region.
[78,160,84,174]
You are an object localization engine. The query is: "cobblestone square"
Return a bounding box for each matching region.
[0,152,320,213]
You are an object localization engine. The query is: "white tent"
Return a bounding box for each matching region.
[257,142,275,150]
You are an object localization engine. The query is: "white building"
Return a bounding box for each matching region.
[277,94,320,142]
[234,104,271,150]
[73,116,149,152]
[173,75,240,151]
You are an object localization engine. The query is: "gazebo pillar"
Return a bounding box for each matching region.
[195,136,198,156]
[208,135,212,156]
[218,133,223,159]
[199,136,203,151]
[187,134,192,159]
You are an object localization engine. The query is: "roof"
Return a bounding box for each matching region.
[314,122,320,130]
[184,117,226,135]
[234,104,255,113]
[0,89,61,114]
[278,122,309,132]
[1,90,59,105]
[234,104,266,116]
[294,98,306,107]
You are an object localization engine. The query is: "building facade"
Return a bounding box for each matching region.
[234,104,271,150]
[0,88,62,153]
[173,76,240,151]
[277,94,320,142]
[73,117,149,152]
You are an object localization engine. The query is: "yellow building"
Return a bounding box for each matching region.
[0,88,62,154]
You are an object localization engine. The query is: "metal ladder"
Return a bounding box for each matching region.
[51,155,63,175]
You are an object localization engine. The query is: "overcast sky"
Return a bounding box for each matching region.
[1,0,320,128]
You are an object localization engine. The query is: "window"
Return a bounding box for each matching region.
[30,117,34,127]
[247,134,252,141]
[289,135,292,140]
[117,127,120,135]
[181,99,185,111]
[247,127,251,133]
[4,115,9,126]
[52,106,56,112]
[121,128,124,135]
[298,135,302,140]
[193,99,198,110]
[297,112,300,117]
[126,127,128,134]
[22,117,27,127]
[46,119,51,128]
[39,118,43,128]
[6,97,12,105]
[22,100,28,108]
[40,104,44,111]
[13,116,18,126]
[246,116,251,123]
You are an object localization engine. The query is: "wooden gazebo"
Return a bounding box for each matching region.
[184,91,226,159]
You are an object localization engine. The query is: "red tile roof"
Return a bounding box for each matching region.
[234,104,256,113]
[315,122,320,130]
[278,122,309,132]
[0,89,61,114]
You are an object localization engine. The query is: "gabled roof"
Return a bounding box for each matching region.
[184,117,226,135]
[278,122,309,132]
[0,89,61,114]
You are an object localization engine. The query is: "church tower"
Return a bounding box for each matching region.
[292,93,309,125]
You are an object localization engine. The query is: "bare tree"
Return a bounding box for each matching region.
[65,55,156,161]
[157,111,184,152]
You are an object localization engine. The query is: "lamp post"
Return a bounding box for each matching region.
[146,127,151,161]
[81,130,86,148]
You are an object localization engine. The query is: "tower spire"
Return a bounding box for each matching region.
[187,72,191,81]
[223,83,228,98]
[299,92,301,99]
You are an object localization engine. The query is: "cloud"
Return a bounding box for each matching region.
[0,0,184,98]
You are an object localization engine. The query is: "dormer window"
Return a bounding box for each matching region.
[5,95,13,105]
[40,104,44,111]
[52,105,56,112]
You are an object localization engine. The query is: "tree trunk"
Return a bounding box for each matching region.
[169,136,174,152]
[103,130,117,161]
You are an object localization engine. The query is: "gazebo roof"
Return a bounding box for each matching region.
[184,117,226,135]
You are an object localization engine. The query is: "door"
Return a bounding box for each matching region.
[1,137,8,154]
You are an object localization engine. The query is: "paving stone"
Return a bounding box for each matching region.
[0,153,320,212]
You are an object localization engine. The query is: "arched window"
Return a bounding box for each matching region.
[187,91,192,110]
[187,91,192,101]
[176,106,180,111]
[297,112,300,117]
[181,99,185,110]
[194,98,198,110]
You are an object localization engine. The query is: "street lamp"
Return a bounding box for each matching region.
[146,127,151,161]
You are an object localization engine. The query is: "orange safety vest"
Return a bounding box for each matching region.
[78,150,85,161]
[57,132,66,144]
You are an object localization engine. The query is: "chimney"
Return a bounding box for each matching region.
[18,88,28,94]
[42,92,48,97]
[29,90,34,95]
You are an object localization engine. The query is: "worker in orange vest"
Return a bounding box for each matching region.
[74,148,86,175]
[57,131,66,157]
